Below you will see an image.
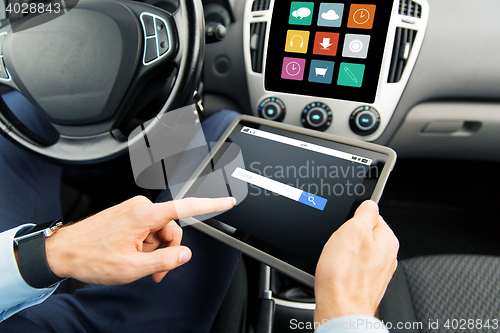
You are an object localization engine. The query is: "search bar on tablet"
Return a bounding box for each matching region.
[231,167,327,211]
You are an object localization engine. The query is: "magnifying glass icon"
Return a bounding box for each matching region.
[308,195,316,205]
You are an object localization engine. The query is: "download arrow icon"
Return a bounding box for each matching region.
[320,38,332,50]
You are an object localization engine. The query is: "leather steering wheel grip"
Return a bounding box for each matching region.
[161,0,205,114]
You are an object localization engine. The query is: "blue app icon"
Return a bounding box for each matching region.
[317,3,344,28]
[308,59,335,84]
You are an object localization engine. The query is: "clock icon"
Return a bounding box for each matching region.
[347,4,375,29]
[353,8,370,24]
[286,61,301,76]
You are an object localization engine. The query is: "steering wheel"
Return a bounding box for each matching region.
[0,0,204,165]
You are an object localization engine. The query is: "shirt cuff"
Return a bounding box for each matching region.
[0,224,59,322]
[315,315,389,333]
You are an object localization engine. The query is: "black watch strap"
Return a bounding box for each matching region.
[17,232,63,289]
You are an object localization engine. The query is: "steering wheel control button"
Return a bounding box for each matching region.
[349,106,380,136]
[258,98,286,122]
[301,103,332,131]
[156,19,169,55]
[143,15,155,36]
[140,13,172,65]
[145,38,158,63]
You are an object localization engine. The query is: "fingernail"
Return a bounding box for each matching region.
[363,200,379,213]
[178,248,191,265]
[226,197,237,207]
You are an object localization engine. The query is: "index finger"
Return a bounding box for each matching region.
[152,197,236,228]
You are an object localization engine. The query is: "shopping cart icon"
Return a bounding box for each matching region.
[315,67,328,77]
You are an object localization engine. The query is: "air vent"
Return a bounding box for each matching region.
[399,0,422,18]
[252,0,271,12]
[388,27,417,83]
[250,22,267,73]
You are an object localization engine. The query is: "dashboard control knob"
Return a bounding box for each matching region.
[258,97,286,122]
[301,102,332,131]
[349,106,380,136]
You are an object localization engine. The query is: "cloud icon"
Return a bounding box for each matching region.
[321,10,340,21]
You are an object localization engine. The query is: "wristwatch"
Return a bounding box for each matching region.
[13,219,66,289]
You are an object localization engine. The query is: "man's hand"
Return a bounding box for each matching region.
[45,196,236,285]
[314,200,399,323]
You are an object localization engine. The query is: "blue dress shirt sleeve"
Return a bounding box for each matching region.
[0,225,59,322]
[315,315,390,333]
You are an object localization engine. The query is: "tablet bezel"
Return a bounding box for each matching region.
[175,115,396,288]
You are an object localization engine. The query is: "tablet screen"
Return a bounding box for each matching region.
[264,1,393,103]
[195,121,390,275]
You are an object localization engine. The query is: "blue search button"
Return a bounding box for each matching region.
[298,192,328,211]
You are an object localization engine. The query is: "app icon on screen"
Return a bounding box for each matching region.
[342,34,371,59]
[313,32,339,56]
[289,2,315,26]
[285,30,310,54]
[317,3,344,28]
[337,63,365,87]
[347,4,376,29]
[281,57,306,81]
[308,60,335,84]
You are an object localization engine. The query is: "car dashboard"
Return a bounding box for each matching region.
[243,0,428,142]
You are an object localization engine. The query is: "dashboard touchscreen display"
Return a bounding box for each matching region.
[264,1,393,103]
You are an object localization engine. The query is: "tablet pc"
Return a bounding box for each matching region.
[175,116,396,288]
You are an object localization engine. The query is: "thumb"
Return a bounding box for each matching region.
[352,200,380,229]
[135,246,192,277]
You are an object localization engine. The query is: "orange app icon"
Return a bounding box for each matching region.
[347,4,376,29]
[313,32,339,56]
